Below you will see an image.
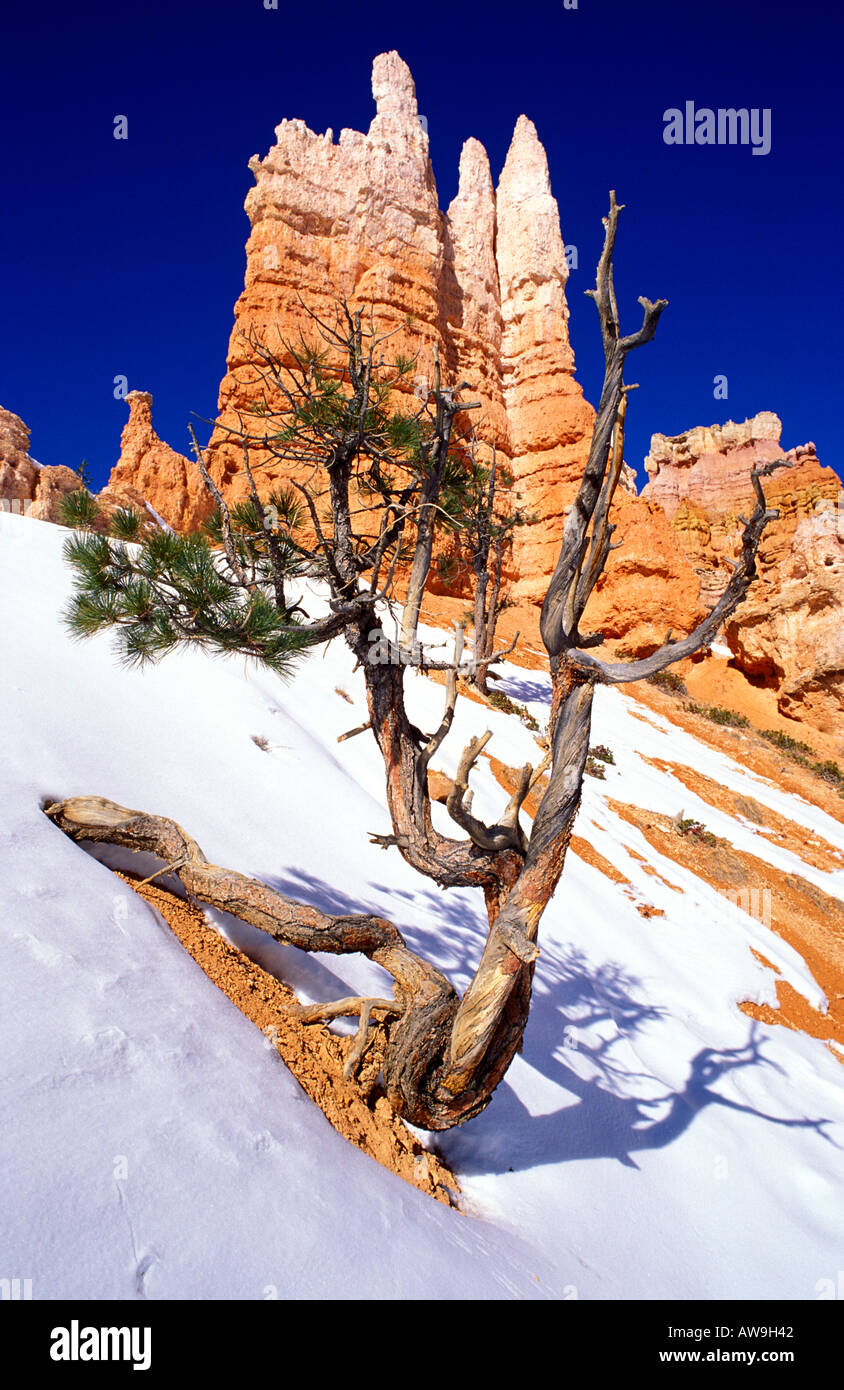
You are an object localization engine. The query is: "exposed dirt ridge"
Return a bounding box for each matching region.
[117,871,461,1205]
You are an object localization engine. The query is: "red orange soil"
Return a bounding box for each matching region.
[117,872,461,1203]
[606,800,844,1061]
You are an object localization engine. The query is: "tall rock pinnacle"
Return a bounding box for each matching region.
[107,55,600,607]
[370,50,423,125]
[496,115,595,596]
[443,139,508,451]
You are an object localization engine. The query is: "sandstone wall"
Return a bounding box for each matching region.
[103,50,701,647]
[642,411,843,732]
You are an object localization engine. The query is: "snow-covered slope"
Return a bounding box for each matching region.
[1,511,842,1299]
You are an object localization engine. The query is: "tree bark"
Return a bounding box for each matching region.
[52,194,781,1135]
[43,661,593,1133]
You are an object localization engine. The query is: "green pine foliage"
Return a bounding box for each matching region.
[59,488,102,531]
[201,487,316,594]
[75,458,95,489]
[108,507,144,541]
[63,521,311,678]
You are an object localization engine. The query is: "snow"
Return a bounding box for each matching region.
[1,509,842,1300]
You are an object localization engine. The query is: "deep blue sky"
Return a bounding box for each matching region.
[2,0,841,491]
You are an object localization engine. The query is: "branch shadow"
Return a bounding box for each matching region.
[445,1002,836,1176]
[495,673,552,706]
[76,844,837,1174]
[256,874,836,1176]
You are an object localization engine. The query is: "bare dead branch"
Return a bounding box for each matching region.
[295,995,401,1024]
[188,424,253,589]
[418,624,464,775]
[570,460,792,684]
[540,192,668,657]
[342,1000,378,1080]
[337,720,372,744]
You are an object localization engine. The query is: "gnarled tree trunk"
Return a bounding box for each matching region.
[50,195,787,1132]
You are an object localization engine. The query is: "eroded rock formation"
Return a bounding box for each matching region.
[80,56,843,737]
[107,54,597,585]
[104,51,700,647]
[723,502,844,734]
[586,492,707,655]
[0,401,179,533]
[0,405,83,523]
[107,392,209,532]
[643,411,844,733]
[495,116,597,599]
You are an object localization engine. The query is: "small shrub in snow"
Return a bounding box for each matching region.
[589,744,615,765]
[487,689,539,732]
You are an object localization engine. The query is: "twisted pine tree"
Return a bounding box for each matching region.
[48,195,789,1131]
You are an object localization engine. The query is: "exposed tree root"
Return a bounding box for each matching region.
[43,794,470,1129]
[116,870,461,1205]
[42,793,545,1130]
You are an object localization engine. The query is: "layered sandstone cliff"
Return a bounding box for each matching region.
[108,54,597,590]
[105,50,699,639]
[642,411,843,732]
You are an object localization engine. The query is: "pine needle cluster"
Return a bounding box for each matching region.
[62,502,312,677]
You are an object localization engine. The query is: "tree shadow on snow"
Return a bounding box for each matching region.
[75,844,838,1170]
[444,974,836,1177]
[256,877,836,1176]
[495,674,552,706]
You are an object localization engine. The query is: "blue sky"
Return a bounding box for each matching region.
[2,0,841,490]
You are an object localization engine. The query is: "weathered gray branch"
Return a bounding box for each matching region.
[540,192,668,658]
[570,460,791,684]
